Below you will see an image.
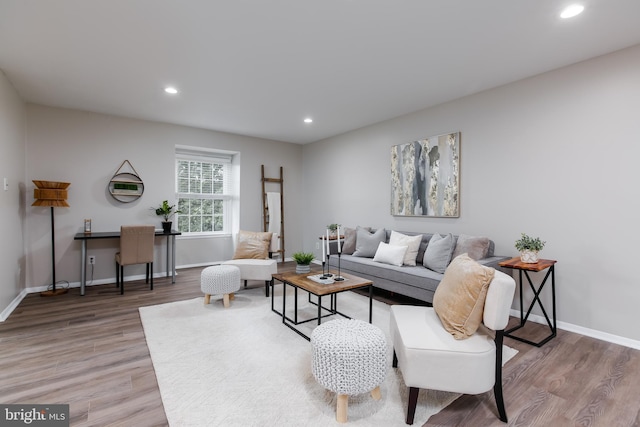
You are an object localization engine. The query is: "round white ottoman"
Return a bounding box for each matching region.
[311,319,387,423]
[201,265,241,308]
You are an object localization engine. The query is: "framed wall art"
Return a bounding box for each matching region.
[390,131,460,217]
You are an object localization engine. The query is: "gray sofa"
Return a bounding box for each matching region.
[328,229,508,304]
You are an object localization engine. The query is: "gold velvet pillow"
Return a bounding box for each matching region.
[232,230,273,259]
[433,254,495,339]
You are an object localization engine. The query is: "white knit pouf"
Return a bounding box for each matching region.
[311,319,387,423]
[201,265,241,308]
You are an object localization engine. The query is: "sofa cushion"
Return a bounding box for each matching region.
[331,254,444,292]
[373,242,408,266]
[423,233,455,273]
[452,234,491,260]
[232,230,272,259]
[353,227,386,258]
[389,231,423,266]
[433,254,495,339]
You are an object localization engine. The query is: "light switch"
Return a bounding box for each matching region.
[3,178,7,191]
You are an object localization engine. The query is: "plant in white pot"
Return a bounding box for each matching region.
[292,251,315,274]
[327,223,340,237]
[514,233,546,263]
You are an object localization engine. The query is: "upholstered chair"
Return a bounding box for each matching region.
[222,230,279,297]
[390,258,516,424]
[115,225,155,295]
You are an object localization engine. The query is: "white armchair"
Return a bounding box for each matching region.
[222,231,279,297]
[390,267,516,424]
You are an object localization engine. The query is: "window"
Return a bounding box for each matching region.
[175,148,233,235]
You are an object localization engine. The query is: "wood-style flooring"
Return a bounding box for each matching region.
[1,262,639,426]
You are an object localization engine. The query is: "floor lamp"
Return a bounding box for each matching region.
[32,180,70,297]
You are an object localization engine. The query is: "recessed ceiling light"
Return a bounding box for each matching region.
[164,87,178,94]
[560,4,584,19]
[304,118,313,124]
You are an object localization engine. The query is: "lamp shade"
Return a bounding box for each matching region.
[32,180,70,207]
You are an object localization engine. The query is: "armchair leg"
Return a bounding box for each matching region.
[494,330,508,422]
[265,279,272,297]
[115,261,119,288]
[406,387,419,425]
[392,350,398,368]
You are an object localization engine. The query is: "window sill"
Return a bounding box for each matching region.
[176,233,232,240]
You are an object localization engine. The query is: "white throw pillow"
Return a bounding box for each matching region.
[389,231,423,266]
[373,242,408,267]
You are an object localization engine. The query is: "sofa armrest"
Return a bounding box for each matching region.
[476,255,511,274]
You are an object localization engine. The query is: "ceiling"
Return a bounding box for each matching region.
[2,1,640,144]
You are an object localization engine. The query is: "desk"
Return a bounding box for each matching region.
[74,230,181,295]
[499,257,557,347]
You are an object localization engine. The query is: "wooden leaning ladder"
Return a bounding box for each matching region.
[261,165,285,262]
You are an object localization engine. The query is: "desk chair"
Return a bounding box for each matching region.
[390,258,516,424]
[115,225,155,295]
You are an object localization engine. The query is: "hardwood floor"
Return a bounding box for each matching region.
[1,263,639,426]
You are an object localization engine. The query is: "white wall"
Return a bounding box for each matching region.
[0,70,26,318]
[25,106,303,290]
[303,44,640,343]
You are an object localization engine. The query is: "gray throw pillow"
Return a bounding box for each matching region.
[451,234,491,260]
[342,226,370,255]
[352,227,386,258]
[423,233,455,273]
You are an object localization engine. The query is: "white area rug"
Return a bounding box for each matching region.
[139,286,517,426]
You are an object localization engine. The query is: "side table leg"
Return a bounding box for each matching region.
[551,266,557,334]
[518,269,524,324]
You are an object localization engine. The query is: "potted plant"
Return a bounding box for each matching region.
[327,223,340,237]
[514,233,546,263]
[292,251,315,274]
[154,200,182,233]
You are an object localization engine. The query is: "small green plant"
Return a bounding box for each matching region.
[327,223,340,231]
[514,233,546,252]
[292,252,315,265]
[154,200,182,222]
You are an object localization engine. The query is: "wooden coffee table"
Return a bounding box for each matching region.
[271,270,373,341]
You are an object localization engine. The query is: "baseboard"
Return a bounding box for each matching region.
[177,262,222,269]
[0,289,29,322]
[509,309,640,350]
[1,271,177,322]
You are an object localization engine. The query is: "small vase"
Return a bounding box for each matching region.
[296,264,311,274]
[162,221,172,233]
[520,250,539,263]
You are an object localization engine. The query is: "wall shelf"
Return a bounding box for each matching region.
[109,160,144,203]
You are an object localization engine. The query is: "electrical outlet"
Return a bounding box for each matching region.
[89,255,96,265]
[316,242,320,249]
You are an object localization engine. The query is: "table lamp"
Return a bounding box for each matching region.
[32,180,70,296]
